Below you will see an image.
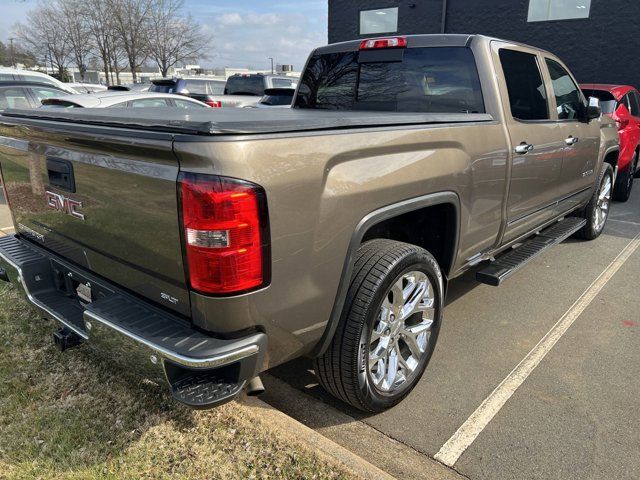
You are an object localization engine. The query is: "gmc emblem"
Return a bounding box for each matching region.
[45,190,85,221]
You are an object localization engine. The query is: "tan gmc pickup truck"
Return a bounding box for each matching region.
[0,34,619,412]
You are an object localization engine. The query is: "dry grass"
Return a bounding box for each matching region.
[0,285,356,480]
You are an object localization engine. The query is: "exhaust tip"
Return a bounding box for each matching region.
[246,376,265,396]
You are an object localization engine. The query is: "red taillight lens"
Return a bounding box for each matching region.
[359,36,407,50]
[206,100,222,108]
[180,173,268,295]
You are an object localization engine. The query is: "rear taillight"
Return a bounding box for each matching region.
[359,36,407,50]
[179,173,269,295]
[206,100,222,108]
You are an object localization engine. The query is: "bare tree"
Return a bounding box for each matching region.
[108,0,154,82]
[82,0,110,84]
[14,4,72,79]
[146,0,211,77]
[58,0,93,81]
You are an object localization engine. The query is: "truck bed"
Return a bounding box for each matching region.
[1,107,493,136]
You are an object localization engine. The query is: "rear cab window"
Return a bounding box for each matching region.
[295,46,485,113]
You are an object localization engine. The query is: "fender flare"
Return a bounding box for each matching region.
[311,191,460,357]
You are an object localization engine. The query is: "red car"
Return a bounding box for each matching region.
[581,84,640,201]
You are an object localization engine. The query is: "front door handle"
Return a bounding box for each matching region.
[565,136,579,146]
[515,142,534,154]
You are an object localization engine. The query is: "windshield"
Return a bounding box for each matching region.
[295,46,485,113]
[224,76,265,96]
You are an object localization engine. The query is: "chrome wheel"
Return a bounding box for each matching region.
[368,270,435,393]
[594,173,612,232]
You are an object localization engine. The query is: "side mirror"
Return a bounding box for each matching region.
[585,96,601,121]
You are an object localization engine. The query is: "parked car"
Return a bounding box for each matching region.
[0,81,71,110]
[40,91,210,109]
[0,34,618,413]
[255,88,296,108]
[0,67,77,94]
[149,77,226,107]
[217,73,298,108]
[66,83,108,93]
[581,83,640,201]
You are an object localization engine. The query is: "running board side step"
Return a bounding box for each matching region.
[476,217,586,286]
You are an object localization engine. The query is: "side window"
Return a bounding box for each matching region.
[626,92,640,117]
[30,87,64,104]
[173,99,206,109]
[499,49,549,121]
[544,58,584,120]
[0,87,32,109]
[127,98,171,108]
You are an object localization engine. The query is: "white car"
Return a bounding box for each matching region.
[0,68,78,94]
[40,91,210,109]
[66,82,108,93]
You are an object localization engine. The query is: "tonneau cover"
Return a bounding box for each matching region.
[0,107,493,136]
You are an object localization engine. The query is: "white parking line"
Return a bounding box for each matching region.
[434,232,640,467]
[609,218,640,226]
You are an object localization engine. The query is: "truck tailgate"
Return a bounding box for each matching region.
[0,121,190,317]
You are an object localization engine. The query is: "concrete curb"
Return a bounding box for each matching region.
[240,394,396,480]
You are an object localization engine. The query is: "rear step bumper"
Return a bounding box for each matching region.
[0,234,266,409]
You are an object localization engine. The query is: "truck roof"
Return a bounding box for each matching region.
[0,107,492,136]
[315,33,555,58]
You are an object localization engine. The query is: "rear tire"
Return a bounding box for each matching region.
[613,153,636,202]
[313,240,443,412]
[576,162,613,240]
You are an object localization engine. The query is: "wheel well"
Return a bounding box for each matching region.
[604,150,619,170]
[361,203,457,276]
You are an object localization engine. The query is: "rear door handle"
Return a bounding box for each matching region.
[514,142,534,154]
[565,136,579,146]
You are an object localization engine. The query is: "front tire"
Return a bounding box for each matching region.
[313,240,443,412]
[577,162,613,240]
[613,154,636,202]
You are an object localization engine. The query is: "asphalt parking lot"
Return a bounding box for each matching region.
[264,187,640,480]
[1,182,637,480]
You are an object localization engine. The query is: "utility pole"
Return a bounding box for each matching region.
[268,57,274,74]
[9,37,15,68]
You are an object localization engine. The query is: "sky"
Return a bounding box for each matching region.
[0,0,328,71]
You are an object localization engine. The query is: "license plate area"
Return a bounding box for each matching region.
[50,259,114,305]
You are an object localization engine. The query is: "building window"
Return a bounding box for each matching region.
[360,7,399,35]
[527,0,591,22]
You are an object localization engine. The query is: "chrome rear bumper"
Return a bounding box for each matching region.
[0,234,266,408]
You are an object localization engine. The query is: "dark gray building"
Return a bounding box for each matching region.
[328,0,639,86]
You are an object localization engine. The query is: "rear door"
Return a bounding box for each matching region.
[494,44,565,243]
[543,57,600,213]
[0,121,190,316]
